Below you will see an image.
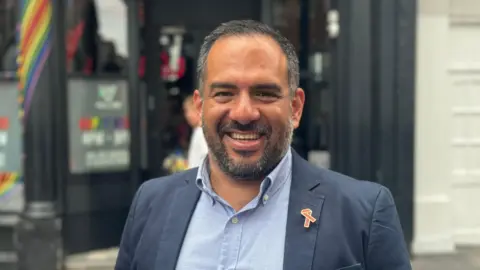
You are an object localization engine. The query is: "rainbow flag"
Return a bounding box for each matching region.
[17,0,53,120]
[0,172,22,199]
[78,116,130,131]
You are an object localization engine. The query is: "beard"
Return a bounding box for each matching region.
[202,112,293,181]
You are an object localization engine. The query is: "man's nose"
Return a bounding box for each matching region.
[229,93,260,125]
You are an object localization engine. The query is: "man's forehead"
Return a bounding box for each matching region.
[212,34,280,48]
[205,35,288,82]
[208,35,285,63]
[210,80,281,89]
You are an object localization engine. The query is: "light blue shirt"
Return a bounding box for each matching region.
[176,149,293,270]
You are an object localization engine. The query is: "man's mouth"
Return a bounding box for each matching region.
[228,132,261,140]
[224,131,265,152]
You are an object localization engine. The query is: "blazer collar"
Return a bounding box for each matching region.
[154,150,326,270]
[283,150,326,270]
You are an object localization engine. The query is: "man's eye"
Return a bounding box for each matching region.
[255,92,278,98]
[214,92,233,97]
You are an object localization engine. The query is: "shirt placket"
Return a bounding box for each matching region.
[219,210,243,270]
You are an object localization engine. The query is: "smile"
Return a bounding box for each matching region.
[224,132,265,152]
[229,132,261,140]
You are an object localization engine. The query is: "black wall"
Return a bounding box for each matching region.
[330,0,416,252]
[152,0,261,29]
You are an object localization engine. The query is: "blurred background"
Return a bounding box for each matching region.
[0,0,479,269]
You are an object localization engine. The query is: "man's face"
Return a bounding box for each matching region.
[193,35,305,181]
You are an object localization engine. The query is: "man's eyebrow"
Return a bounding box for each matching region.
[250,83,282,93]
[210,82,238,90]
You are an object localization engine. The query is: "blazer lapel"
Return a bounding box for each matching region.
[283,151,326,270]
[155,171,201,270]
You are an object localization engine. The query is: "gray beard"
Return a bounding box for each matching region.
[202,113,293,181]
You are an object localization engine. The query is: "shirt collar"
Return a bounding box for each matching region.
[195,148,292,206]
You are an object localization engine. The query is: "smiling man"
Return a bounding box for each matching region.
[115,20,411,270]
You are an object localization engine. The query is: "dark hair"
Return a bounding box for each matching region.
[197,20,299,96]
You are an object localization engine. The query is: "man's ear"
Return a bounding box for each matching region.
[193,90,202,117]
[291,88,305,129]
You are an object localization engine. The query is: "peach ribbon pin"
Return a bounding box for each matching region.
[301,208,316,228]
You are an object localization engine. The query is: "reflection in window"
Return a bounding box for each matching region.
[0,0,128,75]
[272,0,301,51]
[309,0,328,52]
[66,0,127,76]
[271,0,329,52]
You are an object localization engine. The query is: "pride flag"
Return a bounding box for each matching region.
[18,0,53,120]
[0,172,21,199]
[78,116,129,130]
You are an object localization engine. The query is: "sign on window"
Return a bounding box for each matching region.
[0,81,24,213]
[68,79,130,174]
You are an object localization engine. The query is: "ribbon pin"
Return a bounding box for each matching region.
[301,208,316,228]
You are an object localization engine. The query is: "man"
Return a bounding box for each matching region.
[115,20,411,270]
[183,95,209,168]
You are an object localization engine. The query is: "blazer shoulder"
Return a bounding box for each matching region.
[318,167,388,207]
[135,168,198,207]
[324,168,383,190]
[292,153,385,205]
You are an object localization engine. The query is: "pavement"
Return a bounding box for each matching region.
[64,246,480,270]
[66,248,119,270]
[411,247,480,270]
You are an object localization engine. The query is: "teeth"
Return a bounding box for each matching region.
[230,133,260,140]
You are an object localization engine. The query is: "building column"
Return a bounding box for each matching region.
[413,0,455,254]
[15,0,68,269]
[449,0,480,246]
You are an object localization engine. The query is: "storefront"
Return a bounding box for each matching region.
[0,0,417,267]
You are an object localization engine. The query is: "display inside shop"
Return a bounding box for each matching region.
[138,26,194,94]
[153,27,196,168]
[68,79,130,174]
[0,81,24,213]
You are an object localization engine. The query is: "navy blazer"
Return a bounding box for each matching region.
[115,151,411,270]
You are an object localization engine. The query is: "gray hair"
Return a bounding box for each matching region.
[196,20,299,97]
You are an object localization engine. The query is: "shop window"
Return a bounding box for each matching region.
[271,0,328,52]
[66,0,127,76]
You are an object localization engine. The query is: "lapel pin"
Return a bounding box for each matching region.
[301,208,316,228]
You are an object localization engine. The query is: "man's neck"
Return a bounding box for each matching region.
[208,156,263,212]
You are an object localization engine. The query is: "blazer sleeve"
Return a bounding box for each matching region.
[115,184,146,270]
[366,186,412,270]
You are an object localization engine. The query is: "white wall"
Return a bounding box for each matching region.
[414,0,455,255]
[449,0,480,246]
[414,0,480,254]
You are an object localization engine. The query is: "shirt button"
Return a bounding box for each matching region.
[231,217,239,224]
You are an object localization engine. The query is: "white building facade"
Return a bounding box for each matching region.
[414,0,480,254]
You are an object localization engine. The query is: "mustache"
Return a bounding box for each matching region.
[219,121,271,136]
